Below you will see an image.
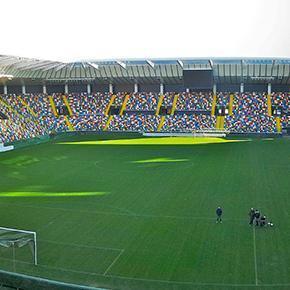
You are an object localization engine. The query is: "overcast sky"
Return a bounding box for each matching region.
[1,0,289,62]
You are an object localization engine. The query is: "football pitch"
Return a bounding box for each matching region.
[0,134,289,290]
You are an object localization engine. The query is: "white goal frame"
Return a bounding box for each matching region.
[0,226,37,266]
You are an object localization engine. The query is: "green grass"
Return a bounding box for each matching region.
[0,135,289,290]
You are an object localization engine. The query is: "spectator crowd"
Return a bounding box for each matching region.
[108,115,160,132]
[272,93,290,111]
[162,114,216,131]
[68,93,110,116]
[126,93,158,111]
[176,92,213,111]
[225,93,277,133]
[0,99,48,143]
[0,92,288,144]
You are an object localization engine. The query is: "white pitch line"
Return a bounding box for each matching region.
[104,273,290,287]
[0,256,100,276]
[0,268,102,290]
[253,226,258,285]
[0,202,246,222]
[38,212,64,232]
[0,256,290,287]
[103,249,124,275]
[39,239,123,252]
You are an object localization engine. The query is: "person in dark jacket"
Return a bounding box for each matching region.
[216,207,223,223]
[254,209,261,226]
[249,208,255,225]
[260,215,266,227]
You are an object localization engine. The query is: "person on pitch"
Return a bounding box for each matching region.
[260,215,266,227]
[254,209,261,226]
[216,206,223,223]
[249,208,255,225]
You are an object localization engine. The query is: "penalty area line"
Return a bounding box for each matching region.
[103,249,124,275]
[39,239,123,252]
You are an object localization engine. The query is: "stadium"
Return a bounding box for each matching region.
[0,54,289,289]
[1,1,290,290]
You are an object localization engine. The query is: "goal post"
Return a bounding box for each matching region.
[143,129,228,138]
[0,227,37,266]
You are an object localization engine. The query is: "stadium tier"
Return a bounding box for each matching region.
[1,56,290,289]
[0,92,289,144]
[0,56,289,144]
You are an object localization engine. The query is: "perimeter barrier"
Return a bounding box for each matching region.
[0,269,106,290]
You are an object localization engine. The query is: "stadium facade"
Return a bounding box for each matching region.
[0,55,289,94]
[1,55,290,148]
[1,55,290,289]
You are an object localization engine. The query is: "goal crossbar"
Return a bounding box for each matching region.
[0,226,37,265]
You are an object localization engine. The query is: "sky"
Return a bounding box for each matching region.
[1,0,290,62]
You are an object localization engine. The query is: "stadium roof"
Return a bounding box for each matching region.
[0,55,290,84]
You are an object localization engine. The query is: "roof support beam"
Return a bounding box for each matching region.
[68,63,75,71]
[177,60,184,68]
[14,60,40,70]
[208,60,213,69]
[146,60,155,69]
[17,61,56,71]
[0,58,24,67]
[54,64,69,72]
[41,63,66,72]
[116,61,126,69]
[87,62,99,70]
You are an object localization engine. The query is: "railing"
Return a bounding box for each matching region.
[0,269,106,290]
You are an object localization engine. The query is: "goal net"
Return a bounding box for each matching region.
[0,227,37,266]
[143,129,228,138]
